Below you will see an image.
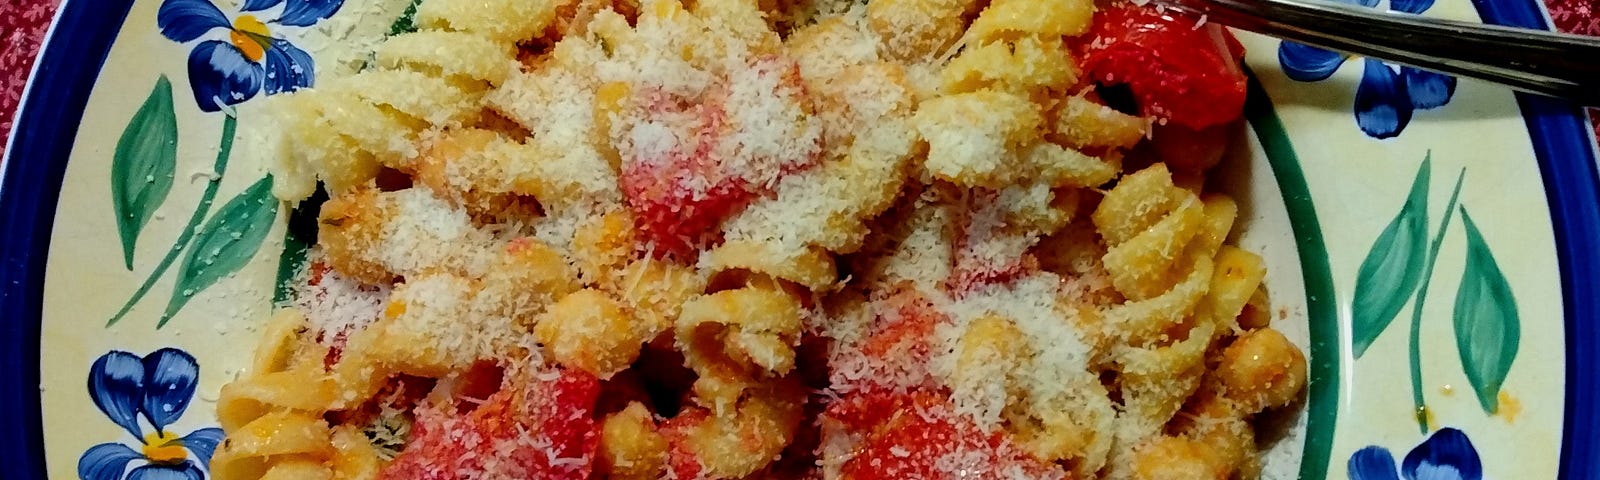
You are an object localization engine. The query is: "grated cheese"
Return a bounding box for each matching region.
[295,249,390,340]
[931,273,1096,430]
[375,188,499,277]
[230,1,1305,478]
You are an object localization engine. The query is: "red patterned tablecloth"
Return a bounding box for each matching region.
[1547,0,1600,141]
[0,0,1594,159]
[1,0,59,153]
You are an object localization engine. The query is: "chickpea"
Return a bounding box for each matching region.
[317,187,395,285]
[1172,410,1257,479]
[480,238,580,327]
[535,289,648,378]
[573,211,636,287]
[866,0,971,62]
[1217,328,1308,413]
[953,314,1031,406]
[597,402,669,480]
[1131,436,1229,480]
[671,378,806,478]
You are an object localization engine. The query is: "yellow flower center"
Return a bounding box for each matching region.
[141,430,188,465]
[229,15,271,62]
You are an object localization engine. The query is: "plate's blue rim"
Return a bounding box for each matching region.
[0,0,137,477]
[1462,1,1600,479]
[1523,101,1600,479]
[1,0,1597,478]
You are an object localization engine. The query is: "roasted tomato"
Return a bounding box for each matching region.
[1079,4,1247,129]
[620,56,822,258]
[380,368,602,479]
[825,390,1063,479]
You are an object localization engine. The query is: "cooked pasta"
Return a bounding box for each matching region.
[220,0,1308,477]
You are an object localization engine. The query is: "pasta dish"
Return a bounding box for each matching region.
[209,0,1309,478]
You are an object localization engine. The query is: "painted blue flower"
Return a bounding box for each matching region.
[1348,427,1483,480]
[156,0,343,112]
[77,349,225,480]
[1277,0,1457,139]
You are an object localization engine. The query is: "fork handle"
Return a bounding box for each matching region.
[1158,0,1600,104]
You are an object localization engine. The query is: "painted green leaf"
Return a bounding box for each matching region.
[1351,157,1431,358]
[111,76,178,270]
[388,0,425,35]
[159,176,279,327]
[274,185,328,303]
[1453,207,1520,413]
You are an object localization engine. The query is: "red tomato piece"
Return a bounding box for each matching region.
[857,291,941,362]
[825,390,1062,480]
[320,329,348,369]
[660,407,710,480]
[380,368,602,480]
[619,91,750,259]
[307,261,330,286]
[831,289,945,394]
[945,191,1038,296]
[1149,121,1239,173]
[620,56,822,258]
[1079,4,1247,129]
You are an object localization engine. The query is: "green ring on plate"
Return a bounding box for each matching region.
[1245,69,1339,480]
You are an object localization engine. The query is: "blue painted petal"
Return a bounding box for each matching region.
[263,39,316,95]
[156,0,232,43]
[1401,428,1484,480]
[140,348,199,433]
[127,463,204,480]
[1279,42,1349,82]
[278,0,345,27]
[1391,0,1436,14]
[89,351,147,439]
[242,0,285,12]
[78,442,143,480]
[187,41,265,112]
[1349,446,1402,480]
[1328,0,1382,8]
[1401,67,1456,110]
[180,428,225,466]
[1354,59,1414,139]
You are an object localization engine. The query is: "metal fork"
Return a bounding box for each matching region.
[1153,0,1600,104]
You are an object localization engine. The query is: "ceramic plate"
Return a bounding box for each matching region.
[3,0,1598,478]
